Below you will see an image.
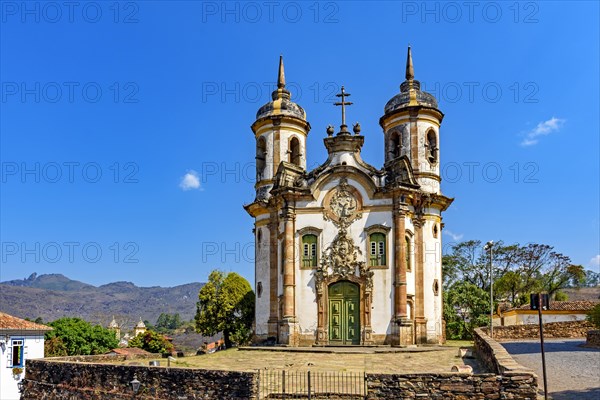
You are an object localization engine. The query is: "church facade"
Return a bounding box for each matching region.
[245,48,453,346]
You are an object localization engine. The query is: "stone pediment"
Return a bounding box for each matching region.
[271,161,308,191]
[384,155,419,188]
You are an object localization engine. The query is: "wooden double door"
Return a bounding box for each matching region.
[328,281,360,345]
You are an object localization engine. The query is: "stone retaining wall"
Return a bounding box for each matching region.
[473,328,534,375]
[483,320,593,340]
[21,359,257,400]
[366,372,537,399]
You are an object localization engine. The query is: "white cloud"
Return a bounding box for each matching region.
[179,170,201,191]
[443,229,464,242]
[520,117,565,146]
[590,255,600,267]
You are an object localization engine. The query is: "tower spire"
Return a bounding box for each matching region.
[277,55,286,88]
[405,46,414,81]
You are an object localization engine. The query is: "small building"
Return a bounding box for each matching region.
[495,300,599,326]
[0,312,52,400]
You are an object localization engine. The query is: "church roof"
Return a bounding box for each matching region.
[383,46,439,115]
[135,318,146,328]
[256,56,306,121]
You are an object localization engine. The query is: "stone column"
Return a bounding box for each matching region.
[267,217,279,338]
[280,208,299,345]
[413,216,427,344]
[393,202,408,320]
[282,209,295,318]
[394,201,413,345]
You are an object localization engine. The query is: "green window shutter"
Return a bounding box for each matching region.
[369,233,386,266]
[302,234,318,267]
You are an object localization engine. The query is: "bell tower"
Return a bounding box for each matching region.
[380,47,444,194]
[251,56,311,201]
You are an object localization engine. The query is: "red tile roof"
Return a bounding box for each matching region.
[109,348,151,355]
[508,300,599,312]
[0,312,52,331]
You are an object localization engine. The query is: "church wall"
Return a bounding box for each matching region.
[292,201,396,342]
[254,223,271,338]
[422,216,443,343]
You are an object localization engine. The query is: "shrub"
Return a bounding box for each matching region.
[587,303,600,329]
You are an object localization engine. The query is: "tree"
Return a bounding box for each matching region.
[45,317,118,355]
[443,239,584,339]
[44,337,68,357]
[128,330,174,354]
[443,281,490,339]
[195,270,255,348]
[155,313,184,333]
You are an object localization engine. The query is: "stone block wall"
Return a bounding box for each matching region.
[366,372,538,399]
[21,359,257,400]
[482,320,593,340]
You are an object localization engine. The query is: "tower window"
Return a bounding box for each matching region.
[256,137,267,180]
[369,232,386,266]
[289,137,301,166]
[390,131,401,160]
[426,130,438,164]
[433,224,438,238]
[302,234,318,268]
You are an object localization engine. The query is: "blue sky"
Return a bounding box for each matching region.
[1,1,598,287]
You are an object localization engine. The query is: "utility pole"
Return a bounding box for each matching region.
[484,241,494,338]
[531,293,549,400]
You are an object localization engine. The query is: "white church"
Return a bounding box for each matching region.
[245,48,453,346]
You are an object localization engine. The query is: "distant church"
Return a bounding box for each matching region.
[245,48,453,346]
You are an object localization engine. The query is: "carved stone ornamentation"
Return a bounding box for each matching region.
[323,178,362,228]
[316,225,374,296]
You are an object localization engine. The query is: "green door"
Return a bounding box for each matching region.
[328,281,360,345]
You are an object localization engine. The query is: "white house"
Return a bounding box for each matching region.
[494,301,599,326]
[0,312,52,400]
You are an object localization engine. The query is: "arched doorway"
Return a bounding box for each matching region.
[328,281,360,345]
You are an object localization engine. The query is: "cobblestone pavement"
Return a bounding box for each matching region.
[501,339,600,400]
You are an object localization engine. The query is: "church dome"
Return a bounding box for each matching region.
[256,91,306,120]
[383,47,439,114]
[256,56,306,121]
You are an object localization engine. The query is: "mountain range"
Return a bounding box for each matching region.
[0,273,204,329]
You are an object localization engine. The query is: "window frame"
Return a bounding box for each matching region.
[10,338,25,368]
[298,227,322,270]
[364,225,391,269]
